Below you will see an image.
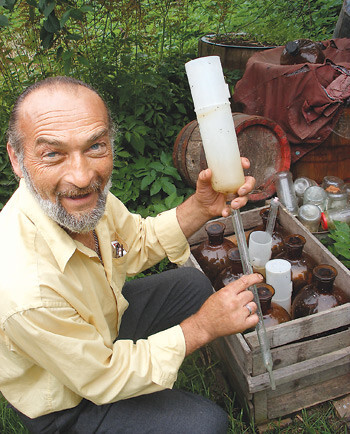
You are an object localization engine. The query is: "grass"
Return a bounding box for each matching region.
[0,346,348,433]
[174,346,348,433]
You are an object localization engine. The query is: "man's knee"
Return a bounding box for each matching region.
[179,267,213,300]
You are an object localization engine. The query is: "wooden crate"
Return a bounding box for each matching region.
[184,205,350,424]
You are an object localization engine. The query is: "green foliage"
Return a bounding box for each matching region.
[321,221,350,269]
[0,0,344,213]
[0,395,28,434]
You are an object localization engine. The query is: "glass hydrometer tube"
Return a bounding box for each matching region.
[185,56,276,390]
[231,210,276,389]
[266,197,280,237]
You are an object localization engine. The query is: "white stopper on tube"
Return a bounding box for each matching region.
[265,259,293,314]
[248,231,272,268]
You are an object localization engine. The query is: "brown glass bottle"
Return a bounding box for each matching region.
[257,283,291,327]
[256,207,285,258]
[213,248,243,291]
[292,265,350,319]
[276,234,316,299]
[192,221,235,285]
[280,39,325,65]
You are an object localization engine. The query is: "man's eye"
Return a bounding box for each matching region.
[90,143,101,150]
[46,152,58,158]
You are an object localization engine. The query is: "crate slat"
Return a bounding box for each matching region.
[251,327,350,375]
[244,303,350,350]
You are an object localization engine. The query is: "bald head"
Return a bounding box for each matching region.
[7,76,115,158]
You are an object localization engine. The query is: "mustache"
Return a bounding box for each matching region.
[56,180,103,198]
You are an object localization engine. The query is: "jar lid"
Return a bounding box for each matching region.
[320,212,328,230]
[205,221,225,235]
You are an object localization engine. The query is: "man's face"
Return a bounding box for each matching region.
[16,85,114,232]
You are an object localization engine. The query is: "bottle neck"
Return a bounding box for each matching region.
[284,235,305,260]
[208,233,224,245]
[313,266,337,293]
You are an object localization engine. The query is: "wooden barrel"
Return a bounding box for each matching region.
[173,113,291,202]
[291,108,350,184]
[198,35,276,72]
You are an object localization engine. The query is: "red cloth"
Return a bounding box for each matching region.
[233,39,350,163]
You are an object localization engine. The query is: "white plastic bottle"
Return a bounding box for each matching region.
[185,56,245,194]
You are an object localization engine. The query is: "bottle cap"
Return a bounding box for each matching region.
[320,212,328,230]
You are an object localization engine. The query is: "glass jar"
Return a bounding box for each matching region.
[303,185,328,211]
[213,248,243,291]
[292,264,350,319]
[274,171,299,215]
[298,204,321,232]
[294,177,317,206]
[256,208,285,258]
[276,234,316,299]
[325,187,348,210]
[321,175,344,191]
[257,283,291,327]
[320,206,350,230]
[344,183,350,203]
[192,221,235,285]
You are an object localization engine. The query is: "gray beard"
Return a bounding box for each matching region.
[21,164,111,234]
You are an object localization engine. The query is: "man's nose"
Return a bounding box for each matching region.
[65,154,94,188]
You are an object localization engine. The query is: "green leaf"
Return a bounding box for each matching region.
[62,49,72,60]
[0,14,9,26]
[66,33,83,41]
[77,55,89,66]
[165,193,183,209]
[161,179,176,196]
[148,161,164,171]
[40,29,54,49]
[69,8,84,20]
[56,45,63,60]
[163,166,181,179]
[60,9,70,27]
[3,0,15,10]
[334,243,350,259]
[150,180,162,196]
[140,174,154,190]
[64,56,71,75]
[175,102,187,114]
[26,0,37,6]
[43,14,60,33]
[44,1,55,17]
[80,5,93,13]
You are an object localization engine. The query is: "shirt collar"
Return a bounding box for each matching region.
[18,179,78,273]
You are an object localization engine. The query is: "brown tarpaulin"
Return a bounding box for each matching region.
[233,38,350,163]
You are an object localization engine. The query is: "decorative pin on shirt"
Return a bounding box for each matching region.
[111,241,127,258]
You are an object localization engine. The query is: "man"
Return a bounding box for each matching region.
[0,76,261,433]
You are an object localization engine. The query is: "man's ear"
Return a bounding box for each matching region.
[7,143,23,178]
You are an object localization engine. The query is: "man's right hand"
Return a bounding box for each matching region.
[180,273,263,356]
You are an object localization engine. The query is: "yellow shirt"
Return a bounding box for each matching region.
[0,180,190,418]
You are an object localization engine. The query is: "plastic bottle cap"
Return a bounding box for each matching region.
[320,212,328,230]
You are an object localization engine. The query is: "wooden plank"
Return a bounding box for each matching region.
[267,373,350,421]
[247,346,350,393]
[244,303,350,350]
[251,327,350,375]
[224,333,253,375]
[333,393,350,429]
[211,337,253,402]
[253,390,268,424]
[266,354,350,398]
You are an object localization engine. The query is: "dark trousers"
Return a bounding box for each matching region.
[11,267,229,433]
